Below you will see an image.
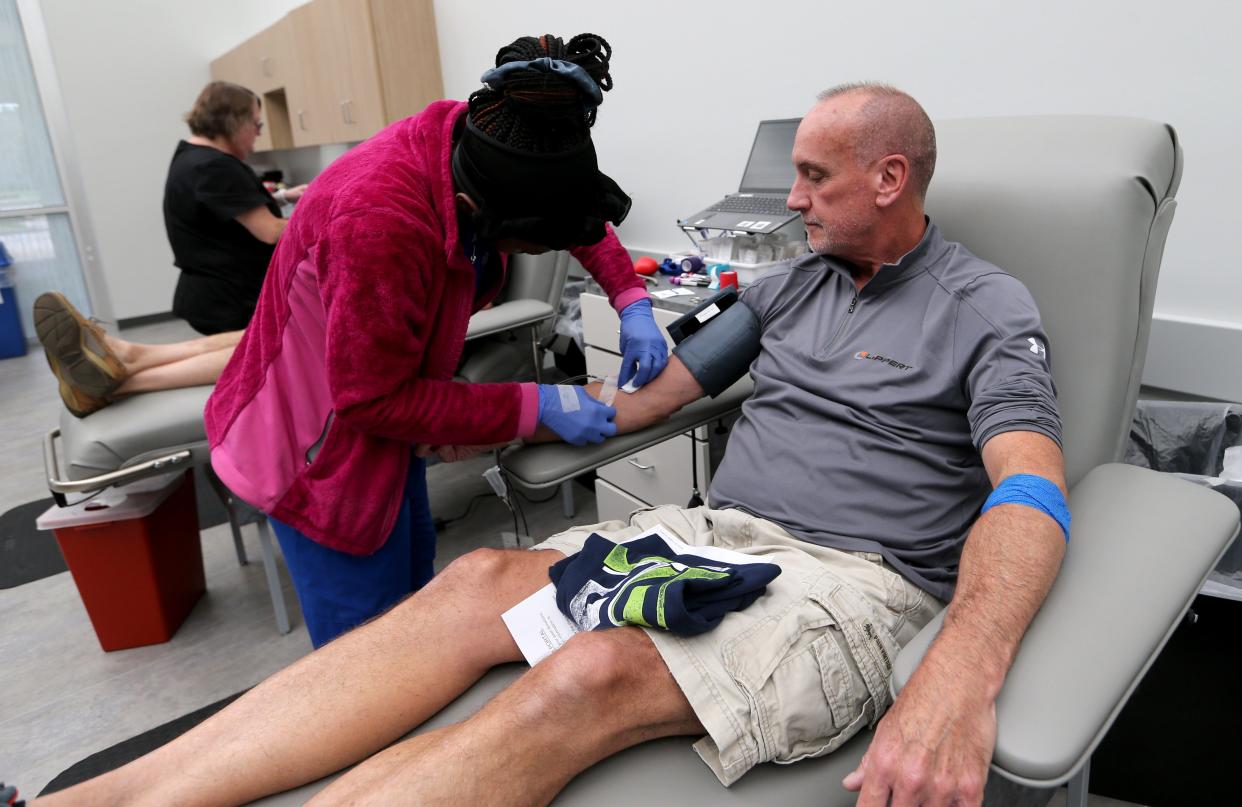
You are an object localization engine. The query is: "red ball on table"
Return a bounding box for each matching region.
[634,256,659,275]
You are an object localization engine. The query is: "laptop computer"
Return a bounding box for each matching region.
[678,118,801,234]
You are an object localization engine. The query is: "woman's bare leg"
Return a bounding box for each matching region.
[106,330,244,375]
[114,346,235,394]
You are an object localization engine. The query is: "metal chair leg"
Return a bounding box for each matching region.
[530,324,543,384]
[254,518,292,635]
[1066,758,1090,807]
[561,480,575,518]
[202,466,248,565]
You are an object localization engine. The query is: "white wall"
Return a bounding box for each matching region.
[34,0,1242,394]
[434,0,1240,329]
[36,0,305,320]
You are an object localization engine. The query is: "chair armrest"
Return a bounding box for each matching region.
[42,428,196,507]
[499,379,753,491]
[891,463,1240,787]
[465,299,556,340]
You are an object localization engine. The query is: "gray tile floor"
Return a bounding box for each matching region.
[0,318,594,796]
[0,318,1144,806]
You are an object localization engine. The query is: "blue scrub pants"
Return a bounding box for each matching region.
[271,456,436,648]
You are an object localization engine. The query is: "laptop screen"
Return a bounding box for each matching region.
[737,118,800,194]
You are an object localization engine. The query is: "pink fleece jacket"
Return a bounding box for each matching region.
[205,100,646,555]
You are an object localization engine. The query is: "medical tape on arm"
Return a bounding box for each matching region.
[671,300,762,397]
[981,473,1071,541]
[600,375,619,406]
[558,385,581,413]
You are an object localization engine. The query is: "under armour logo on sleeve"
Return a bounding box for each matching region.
[1028,337,1046,358]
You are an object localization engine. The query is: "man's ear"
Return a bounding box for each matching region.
[874,155,910,209]
[455,192,480,215]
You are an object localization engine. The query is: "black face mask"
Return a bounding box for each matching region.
[451,118,631,250]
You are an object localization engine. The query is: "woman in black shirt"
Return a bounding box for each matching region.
[34,82,306,416]
[165,81,305,333]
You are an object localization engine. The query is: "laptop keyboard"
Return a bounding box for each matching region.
[707,195,791,215]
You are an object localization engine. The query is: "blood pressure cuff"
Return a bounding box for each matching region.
[672,298,762,397]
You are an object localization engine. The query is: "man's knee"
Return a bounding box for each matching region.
[543,629,662,702]
[387,548,554,620]
[526,629,697,733]
[442,547,524,582]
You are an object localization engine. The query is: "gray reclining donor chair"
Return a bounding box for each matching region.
[250,114,1240,806]
[40,253,570,636]
[456,249,571,384]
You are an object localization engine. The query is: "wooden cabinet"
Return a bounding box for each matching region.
[210,0,443,152]
[319,0,387,142]
[286,2,338,147]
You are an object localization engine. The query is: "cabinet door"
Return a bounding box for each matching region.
[250,22,298,96]
[209,46,245,85]
[598,435,699,508]
[595,479,650,524]
[322,0,387,142]
[369,0,443,124]
[287,2,337,147]
[253,17,296,151]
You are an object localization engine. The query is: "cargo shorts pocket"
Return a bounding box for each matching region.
[719,588,872,765]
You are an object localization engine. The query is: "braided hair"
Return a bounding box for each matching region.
[467,33,613,154]
[452,32,630,249]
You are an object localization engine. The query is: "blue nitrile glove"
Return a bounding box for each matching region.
[617,299,668,389]
[537,384,618,446]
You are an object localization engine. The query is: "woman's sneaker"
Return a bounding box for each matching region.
[33,291,128,418]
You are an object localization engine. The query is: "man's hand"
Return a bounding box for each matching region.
[845,429,1067,806]
[844,663,994,806]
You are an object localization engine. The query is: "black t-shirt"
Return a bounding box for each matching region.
[163,141,280,334]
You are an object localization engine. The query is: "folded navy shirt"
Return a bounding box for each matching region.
[548,532,781,636]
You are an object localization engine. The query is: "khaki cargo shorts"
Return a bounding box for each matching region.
[533,504,944,786]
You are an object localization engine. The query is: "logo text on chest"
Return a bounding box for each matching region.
[854,351,915,371]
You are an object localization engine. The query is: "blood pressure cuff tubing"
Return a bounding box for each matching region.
[672,300,762,397]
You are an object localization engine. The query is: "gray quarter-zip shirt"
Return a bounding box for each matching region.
[708,221,1061,601]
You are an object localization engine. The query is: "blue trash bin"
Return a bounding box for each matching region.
[0,239,29,359]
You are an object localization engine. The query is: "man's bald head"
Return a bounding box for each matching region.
[816,83,937,200]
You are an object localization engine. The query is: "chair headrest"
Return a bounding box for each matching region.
[927,116,1181,484]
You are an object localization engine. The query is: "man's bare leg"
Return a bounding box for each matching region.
[310,627,703,807]
[33,549,560,807]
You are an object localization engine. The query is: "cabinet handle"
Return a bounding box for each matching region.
[298,110,306,130]
[341,100,354,125]
[627,458,655,471]
[261,56,272,77]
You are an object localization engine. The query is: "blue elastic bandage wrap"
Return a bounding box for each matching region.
[981,473,1071,542]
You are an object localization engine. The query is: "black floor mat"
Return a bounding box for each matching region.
[0,497,67,589]
[0,469,232,589]
[38,690,246,796]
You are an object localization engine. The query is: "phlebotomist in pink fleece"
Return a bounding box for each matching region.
[204,33,664,647]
